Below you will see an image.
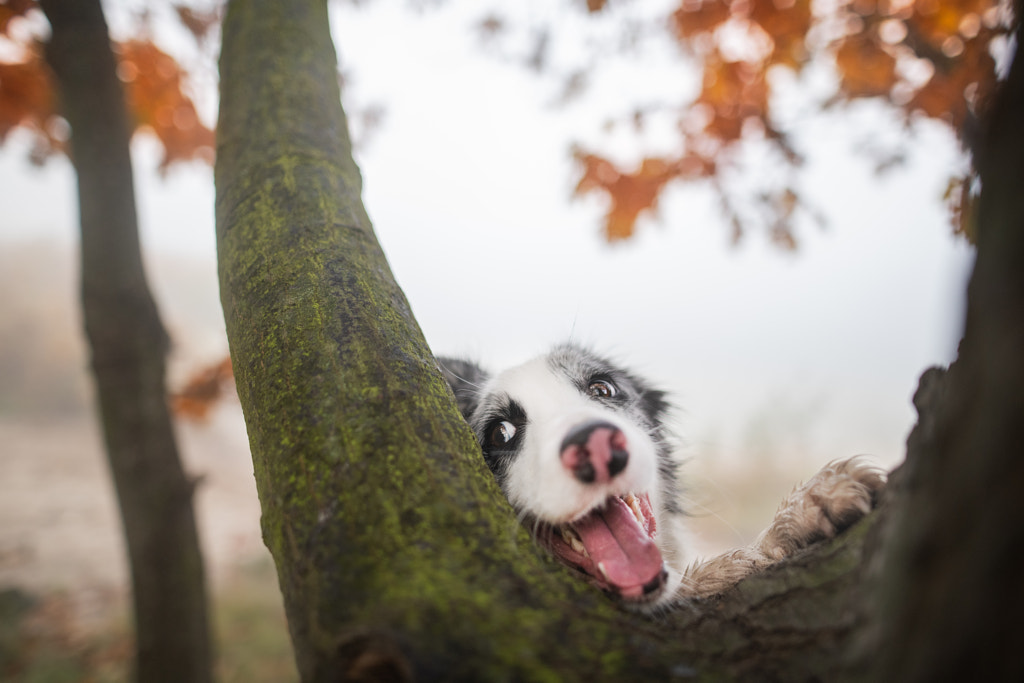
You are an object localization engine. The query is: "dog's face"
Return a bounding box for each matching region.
[440,345,685,606]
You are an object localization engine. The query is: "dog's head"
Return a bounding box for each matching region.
[439,344,683,606]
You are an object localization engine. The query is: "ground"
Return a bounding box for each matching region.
[0,405,297,682]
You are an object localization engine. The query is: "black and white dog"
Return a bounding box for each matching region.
[440,344,883,609]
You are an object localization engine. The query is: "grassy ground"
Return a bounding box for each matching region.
[1,558,298,683]
[213,559,298,683]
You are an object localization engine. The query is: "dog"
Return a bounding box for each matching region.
[439,343,884,609]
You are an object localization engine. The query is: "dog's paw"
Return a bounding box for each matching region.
[758,457,885,560]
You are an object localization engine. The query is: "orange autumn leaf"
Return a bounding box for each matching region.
[116,40,215,169]
[0,0,35,35]
[0,49,55,142]
[910,0,991,49]
[907,36,995,129]
[575,152,685,241]
[1,1,214,170]
[534,0,1006,243]
[748,0,812,69]
[697,56,770,142]
[835,33,897,98]
[170,356,235,421]
[0,1,56,161]
[670,0,732,41]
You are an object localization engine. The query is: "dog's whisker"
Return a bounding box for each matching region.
[448,372,486,391]
[679,495,746,545]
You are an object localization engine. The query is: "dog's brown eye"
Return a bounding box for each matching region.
[489,420,517,446]
[588,380,617,398]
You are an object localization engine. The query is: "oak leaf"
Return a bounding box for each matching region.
[170,356,235,421]
[0,0,35,35]
[836,33,897,98]
[748,0,812,69]
[670,0,732,42]
[697,56,770,142]
[0,47,61,161]
[116,40,215,169]
[907,37,995,129]
[575,152,683,241]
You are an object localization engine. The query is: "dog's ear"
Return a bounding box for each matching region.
[436,357,490,421]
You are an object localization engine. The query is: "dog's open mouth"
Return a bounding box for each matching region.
[545,492,666,600]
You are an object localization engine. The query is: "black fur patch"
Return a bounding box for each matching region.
[474,396,527,487]
[437,357,490,421]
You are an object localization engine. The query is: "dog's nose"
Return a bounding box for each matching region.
[560,420,629,484]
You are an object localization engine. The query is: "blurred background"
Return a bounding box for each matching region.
[1,0,989,679]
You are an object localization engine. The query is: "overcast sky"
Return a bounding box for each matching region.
[1,0,974,471]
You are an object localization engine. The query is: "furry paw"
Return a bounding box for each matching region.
[758,457,885,560]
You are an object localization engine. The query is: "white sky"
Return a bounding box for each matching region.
[0,0,974,470]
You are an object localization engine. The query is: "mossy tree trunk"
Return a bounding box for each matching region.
[216,1,1023,680]
[40,1,213,682]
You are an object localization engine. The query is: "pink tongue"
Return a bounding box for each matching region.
[573,497,662,592]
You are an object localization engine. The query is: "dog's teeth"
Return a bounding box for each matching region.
[625,494,644,525]
[561,527,588,556]
[597,561,610,581]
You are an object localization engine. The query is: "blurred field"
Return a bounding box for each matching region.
[0,408,299,683]
[0,241,298,681]
[1,559,297,683]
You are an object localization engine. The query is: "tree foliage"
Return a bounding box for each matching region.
[481,0,1012,244]
[7,0,1005,245]
[0,0,215,168]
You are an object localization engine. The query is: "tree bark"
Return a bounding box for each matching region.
[865,6,1024,680]
[216,1,1023,680]
[40,2,213,682]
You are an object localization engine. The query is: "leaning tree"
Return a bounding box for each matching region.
[215,0,1024,680]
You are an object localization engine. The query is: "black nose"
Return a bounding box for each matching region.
[608,448,628,478]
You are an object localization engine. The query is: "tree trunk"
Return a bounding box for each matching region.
[865,5,1024,680]
[40,2,213,682]
[216,0,1023,680]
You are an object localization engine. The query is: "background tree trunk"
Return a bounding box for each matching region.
[40,1,213,681]
[216,0,1023,680]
